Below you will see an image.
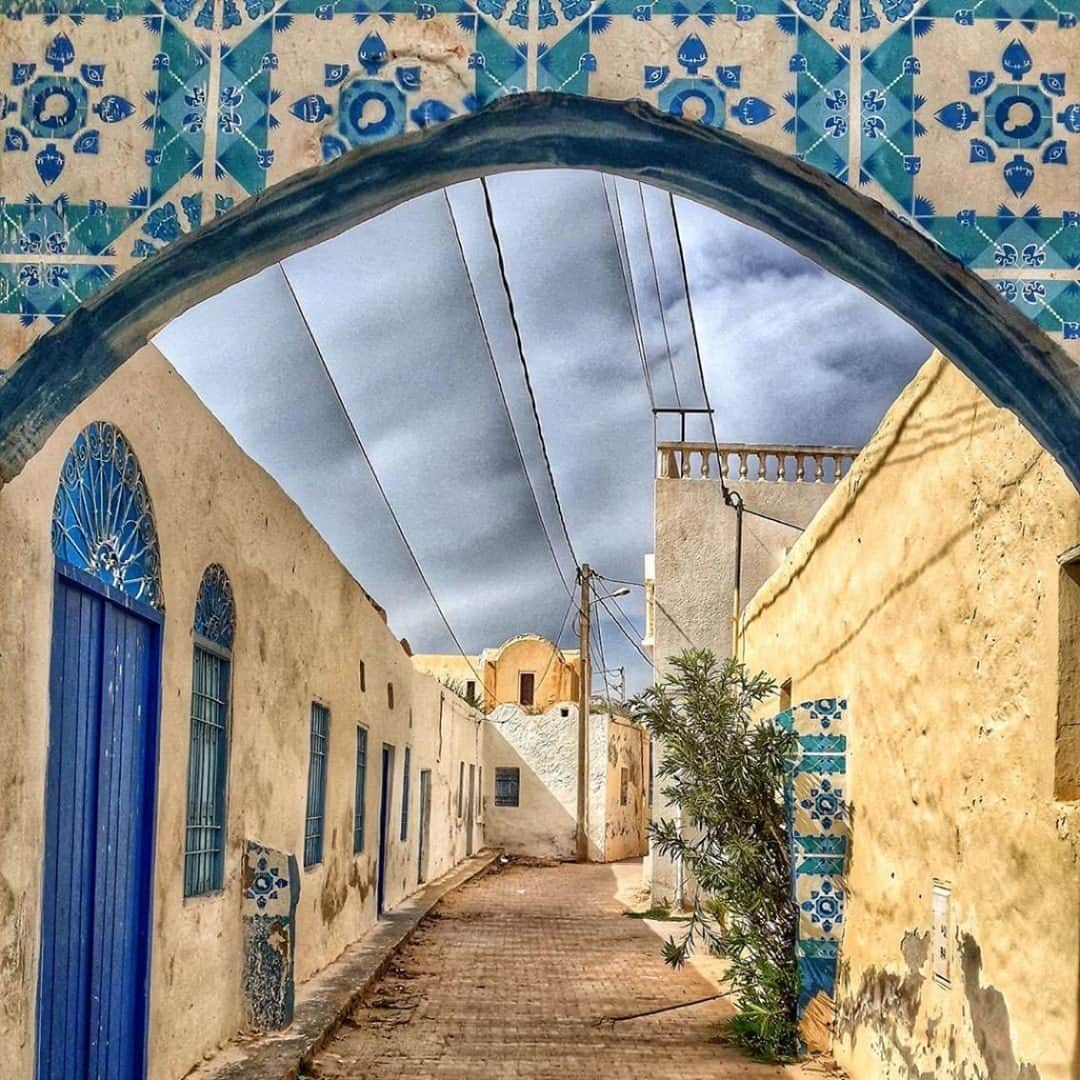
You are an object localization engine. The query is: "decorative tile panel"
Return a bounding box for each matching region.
[779,697,849,1016]
[0,0,1076,363]
[241,840,301,1031]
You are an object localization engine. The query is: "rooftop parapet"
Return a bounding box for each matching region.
[657,441,861,484]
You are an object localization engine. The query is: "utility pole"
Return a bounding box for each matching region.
[576,563,591,862]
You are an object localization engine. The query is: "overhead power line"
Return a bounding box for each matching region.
[595,593,653,667]
[479,177,580,571]
[668,192,731,507]
[600,175,656,413]
[279,263,483,685]
[442,188,575,599]
[638,182,682,409]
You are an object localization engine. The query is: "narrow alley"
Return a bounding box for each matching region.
[308,860,823,1079]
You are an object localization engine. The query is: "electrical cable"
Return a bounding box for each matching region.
[668,192,731,506]
[590,586,616,716]
[595,594,653,667]
[741,504,806,532]
[534,587,581,693]
[600,175,656,414]
[638,182,682,409]
[279,263,484,686]
[443,189,576,599]
[479,177,580,571]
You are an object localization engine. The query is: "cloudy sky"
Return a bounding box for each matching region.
[154,170,931,693]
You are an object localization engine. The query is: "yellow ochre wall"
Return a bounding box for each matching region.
[741,351,1080,1079]
[0,344,484,1080]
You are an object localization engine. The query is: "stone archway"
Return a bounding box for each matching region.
[0,94,1076,488]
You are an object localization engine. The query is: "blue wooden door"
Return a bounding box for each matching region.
[377,745,393,916]
[37,564,162,1080]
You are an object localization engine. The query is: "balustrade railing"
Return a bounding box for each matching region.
[656,442,861,483]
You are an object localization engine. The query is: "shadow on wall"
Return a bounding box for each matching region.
[484,720,581,861]
[744,362,1043,688]
[835,929,1040,1079]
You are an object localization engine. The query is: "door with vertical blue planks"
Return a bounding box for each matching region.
[37,563,162,1080]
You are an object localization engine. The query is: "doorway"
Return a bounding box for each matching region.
[417,770,432,884]
[377,744,394,916]
[37,563,163,1080]
[466,764,476,857]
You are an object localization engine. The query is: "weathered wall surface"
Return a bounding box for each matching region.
[0,343,483,1080]
[482,703,644,860]
[1,0,1077,368]
[741,351,1080,1079]
[603,717,649,862]
[648,473,837,902]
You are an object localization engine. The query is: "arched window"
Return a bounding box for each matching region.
[52,420,163,609]
[184,564,235,897]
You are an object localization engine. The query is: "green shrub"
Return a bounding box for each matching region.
[631,649,799,1061]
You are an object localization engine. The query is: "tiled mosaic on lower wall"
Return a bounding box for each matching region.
[241,840,300,1031]
[0,0,1077,366]
[778,698,849,1014]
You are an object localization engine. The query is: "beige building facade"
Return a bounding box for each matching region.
[0,345,485,1080]
[419,636,649,863]
[414,634,582,713]
[734,352,1080,1077]
[645,442,856,905]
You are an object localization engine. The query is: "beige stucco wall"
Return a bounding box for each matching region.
[482,704,644,862]
[410,653,481,693]
[415,636,580,712]
[741,351,1080,1079]
[0,344,484,1080]
[648,473,837,903]
[603,718,649,863]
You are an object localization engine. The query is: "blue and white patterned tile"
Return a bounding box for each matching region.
[797,871,846,939]
[240,4,527,192]
[793,772,847,836]
[537,8,853,176]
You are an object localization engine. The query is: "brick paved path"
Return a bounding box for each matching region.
[308,860,822,1079]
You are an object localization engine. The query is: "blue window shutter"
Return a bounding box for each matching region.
[305,703,329,867]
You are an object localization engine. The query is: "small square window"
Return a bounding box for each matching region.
[518,672,535,707]
[465,679,476,700]
[495,767,520,807]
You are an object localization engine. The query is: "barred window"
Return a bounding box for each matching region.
[495,767,520,807]
[305,703,330,867]
[184,565,235,898]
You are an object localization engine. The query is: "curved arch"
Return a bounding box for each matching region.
[193,563,236,650]
[4,93,1078,489]
[52,420,163,609]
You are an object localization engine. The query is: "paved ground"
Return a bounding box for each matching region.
[307,859,826,1079]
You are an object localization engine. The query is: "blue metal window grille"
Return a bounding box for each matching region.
[184,565,235,898]
[400,746,411,841]
[305,703,330,867]
[52,420,163,609]
[184,645,230,896]
[354,726,368,854]
[495,767,520,807]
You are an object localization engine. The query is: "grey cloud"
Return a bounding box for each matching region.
[155,169,929,691]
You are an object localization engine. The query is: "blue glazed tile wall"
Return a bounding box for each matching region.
[779,697,849,1015]
[0,0,1076,367]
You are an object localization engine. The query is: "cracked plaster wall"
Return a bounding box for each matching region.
[741,350,1080,1079]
